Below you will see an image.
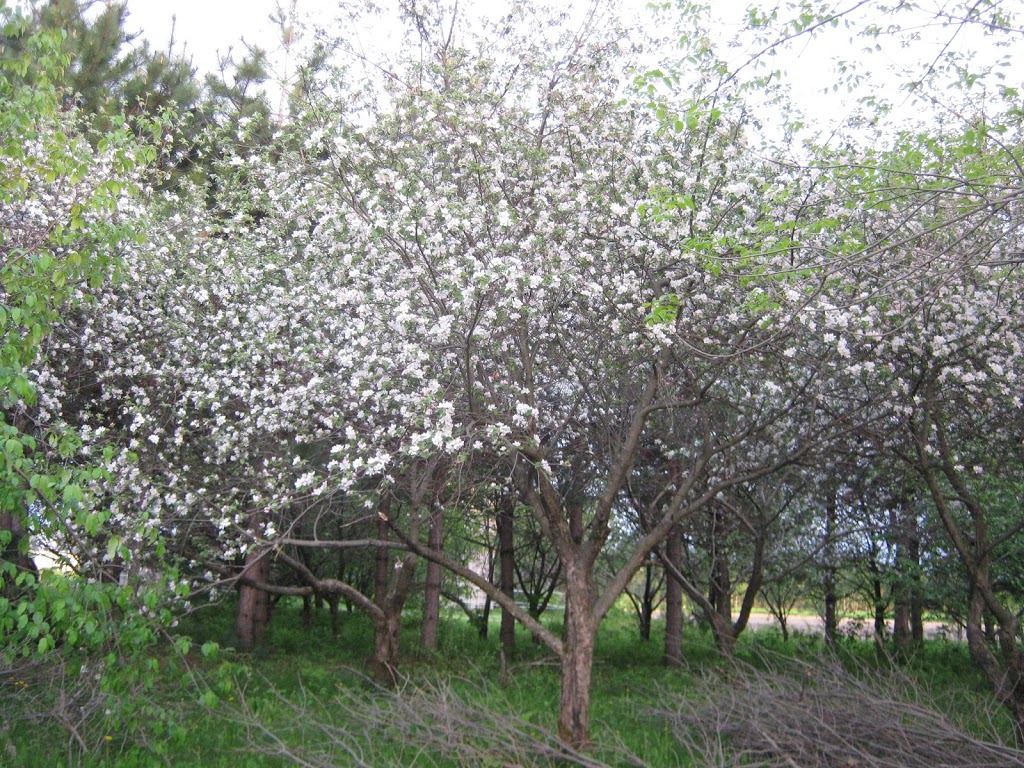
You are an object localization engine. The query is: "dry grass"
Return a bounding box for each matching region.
[652,651,1024,768]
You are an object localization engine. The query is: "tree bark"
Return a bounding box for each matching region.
[236,545,271,652]
[370,610,403,685]
[558,568,596,751]
[421,501,444,651]
[823,495,838,647]
[663,526,683,666]
[375,512,390,606]
[498,496,516,659]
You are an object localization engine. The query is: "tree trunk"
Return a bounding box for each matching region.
[329,595,339,635]
[663,526,683,666]
[638,558,654,641]
[375,513,390,606]
[732,525,767,638]
[558,570,596,751]
[893,500,920,659]
[824,571,838,645]
[709,610,736,655]
[498,497,516,659]
[421,502,444,651]
[479,563,493,639]
[707,507,732,629]
[370,610,403,685]
[563,503,584,628]
[964,587,1024,742]
[236,545,271,652]
[709,541,734,652]
[874,594,887,642]
[868,551,886,642]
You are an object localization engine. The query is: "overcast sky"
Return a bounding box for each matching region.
[125,0,304,74]
[121,0,1017,136]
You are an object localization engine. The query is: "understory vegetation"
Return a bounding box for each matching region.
[4,603,1022,768]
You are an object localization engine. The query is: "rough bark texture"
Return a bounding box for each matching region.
[823,496,838,647]
[893,501,918,658]
[913,410,1024,741]
[236,546,271,652]
[558,571,596,751]
[375,515,390,604]
[708,507,732,628]
[663,527,683,666]
[370,610,403,685]
[421,503,444,651]
[498,497,516,660]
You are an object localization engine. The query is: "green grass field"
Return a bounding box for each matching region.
[3,602,1019,767]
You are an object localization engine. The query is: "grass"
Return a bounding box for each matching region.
[2,600,1016,767]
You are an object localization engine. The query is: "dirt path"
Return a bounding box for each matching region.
[743,611,958,640]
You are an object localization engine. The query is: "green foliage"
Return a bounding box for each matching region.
[0,16,187,762]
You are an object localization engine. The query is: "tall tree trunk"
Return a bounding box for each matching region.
[302,594,312,629]
[375,512,390,606]
[236,545,271,652]
[874,584,887,641]
[563,503,584,628]
[368,484,424,684]
[732,525,767,638]
[498,497,516,659]
[558,568,596,751]
[638,558,655,641]
[823,495,838,647]
[893,498,918,658]
[663,526,683,667]
[708,506,732,636]
[868,550,886,641]
[964,587,1024,742]
[421,502,444,651]
[824,569,838,645]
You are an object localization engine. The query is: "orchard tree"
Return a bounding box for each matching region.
[806,71,1024,730]
[251,1,876,748]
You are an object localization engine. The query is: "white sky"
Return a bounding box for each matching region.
[122,0,1020,137]
[125,0,303,74]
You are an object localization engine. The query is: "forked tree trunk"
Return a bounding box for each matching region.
[708,611,736,655]
[371,610,403,684]
[663,527,683,666]
[236,546,271,652]
[421,502,444,651]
